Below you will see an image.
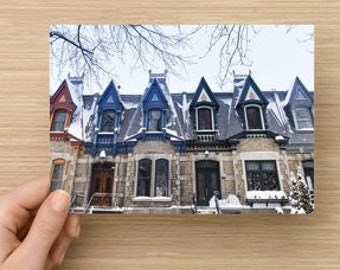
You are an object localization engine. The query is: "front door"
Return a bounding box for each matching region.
[89,162,114,207]
[196,160,220,206]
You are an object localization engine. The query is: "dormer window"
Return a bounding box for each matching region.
[51,109,67,131]
[100,109,115,132]
[245,105,265,130]
[148,109,162,131]
[196,106,214,131]
[292,108,313,130]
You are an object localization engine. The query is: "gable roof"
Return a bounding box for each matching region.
[236,75,269,108]
[142,79,168,109]
[97,80,123,112]
[190,77,219,109]
[282,76,314,107]
[50,79,75,111]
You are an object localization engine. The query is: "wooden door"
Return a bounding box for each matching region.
[196,160,220,206]
[89,162,114,207]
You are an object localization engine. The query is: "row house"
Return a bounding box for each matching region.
[50,71,314,214]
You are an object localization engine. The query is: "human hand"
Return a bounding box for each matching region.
[0,176,80,270]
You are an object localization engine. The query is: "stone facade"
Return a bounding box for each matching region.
[50,72,314,214]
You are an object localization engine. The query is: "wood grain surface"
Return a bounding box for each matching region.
[0,1,339,269]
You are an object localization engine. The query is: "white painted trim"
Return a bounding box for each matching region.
[244,104,265,130]
[240,152,283,193]
[292,107,314,130]
[195,106,215,132]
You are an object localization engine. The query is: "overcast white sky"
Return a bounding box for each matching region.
[50,25,314,95]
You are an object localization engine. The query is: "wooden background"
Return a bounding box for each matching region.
[0,1,339,269]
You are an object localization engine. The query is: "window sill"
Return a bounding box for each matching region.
[133,196,172,202]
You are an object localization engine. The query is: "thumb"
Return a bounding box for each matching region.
[9,190,70,269]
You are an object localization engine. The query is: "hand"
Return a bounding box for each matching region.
[0,176,81,270]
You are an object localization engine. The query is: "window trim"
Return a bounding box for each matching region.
[99,109,116,133]
[51,159,66,190]
[244,160,280,191]
[146,108,163,132]
[195,105,215,132]
[50,109,69,132]
[135,157,171,198]
[244,104,265,131]
[292,107,314,131]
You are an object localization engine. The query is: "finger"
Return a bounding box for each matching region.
[49,228,74,266]
[64,214,81,239]
[6,190,70,270]
[46,215,80,269]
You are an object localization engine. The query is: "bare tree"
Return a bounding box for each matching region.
[50,25,201,89]
[201,25,257,86]
[50,25,313,90]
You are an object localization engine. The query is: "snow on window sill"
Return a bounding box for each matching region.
[97,131,115,135]
[246,190,287,200]
[133,196,172,202]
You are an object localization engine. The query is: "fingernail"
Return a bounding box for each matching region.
[50,190,70,212]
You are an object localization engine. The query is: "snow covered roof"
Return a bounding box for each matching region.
[50,72,314,149]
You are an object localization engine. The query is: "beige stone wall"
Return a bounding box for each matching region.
[50,141,79,194]
[65,137,314,210]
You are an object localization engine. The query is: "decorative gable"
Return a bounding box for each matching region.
[236,75,268,108]
[97,80,123,113]
[50,80,75,112]
[283,76,313,108]
[190,77,218,109]
[142,79,168,110]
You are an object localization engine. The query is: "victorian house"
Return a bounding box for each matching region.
[50,71,314,214]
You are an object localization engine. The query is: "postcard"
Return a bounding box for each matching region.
[49,25,314,214]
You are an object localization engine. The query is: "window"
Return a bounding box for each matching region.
[51,110,67,131]
[100,110,115,132]
[51,159,65,190]
[245,161,279,191]
[136,158,170,197]
[155,159,169,197]
[293,108,313,130]
[196,107,213,130]
[137,159,152,196]
[148,109,162,131]
[245,105,264,130]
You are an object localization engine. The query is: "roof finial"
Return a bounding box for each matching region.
[249,69,252,75]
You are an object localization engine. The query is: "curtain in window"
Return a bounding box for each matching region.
[246,107,263,130]
[246,161,279,191]
[137,159,152,196]
[101,110,115,132]
[148,109,162,131]
[154,159,169,197]
[198,108,212,130]
[294,108,313,129]
[52,110,67,131]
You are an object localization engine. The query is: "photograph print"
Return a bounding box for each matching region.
[49,25,314,214]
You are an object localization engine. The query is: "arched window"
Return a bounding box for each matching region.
[245,105,264,130]
[148,109,162,131]
[155,159,169,197]
[136,158,170,198]
[51,110,67,131]
[196,107,213,130]
[100,110,115,132]
[137,159,152,196]
[51,159,65,190]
